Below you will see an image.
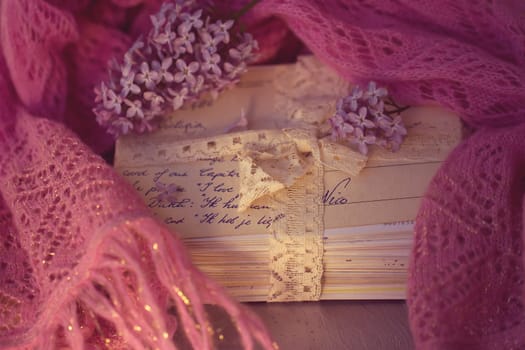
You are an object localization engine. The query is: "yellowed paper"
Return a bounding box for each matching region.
[114,57,462,301]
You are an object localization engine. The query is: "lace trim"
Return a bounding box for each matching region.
[116,128,365,301]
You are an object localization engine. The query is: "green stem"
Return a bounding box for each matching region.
[386,106,411,115]
[232,0,261,21]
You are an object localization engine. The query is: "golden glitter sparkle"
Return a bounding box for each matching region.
[174,287,190,305]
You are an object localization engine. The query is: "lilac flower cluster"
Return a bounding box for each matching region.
[94,0,258,136]
[328,82,408,155]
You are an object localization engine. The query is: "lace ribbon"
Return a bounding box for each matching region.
[116,128,366,301]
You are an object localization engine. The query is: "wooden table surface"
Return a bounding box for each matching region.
[175,300,413,349]
[248,300,414,350]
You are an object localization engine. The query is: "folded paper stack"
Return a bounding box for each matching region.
[114,56,461,302]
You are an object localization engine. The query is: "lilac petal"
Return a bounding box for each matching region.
[229,47,242,61]
[363,119,375,128]
[162,57,173,69]
[188,61,199,73]
[129,84,141,94]
[336,98,344,112]
[358,142,369,155]
[164,72,174,82]
[351,86,363,98]
[172,95,184,109]
[140,62,149,74]
[358,106,368,118]
[95,82,108,103]
[347,112,360,124]
[223,20,234,30]
[126,106,136,118]
[364,134,376,144]
[176,59,186,71]
[95,109,112,124]
[342,123,354,134]
[350,99,359,111]
[113,117,134,135]
[193,75,204,91]
[186,74,196,86]
[173,72,184,83]
[377,115,391,129]
[377,87,388,97]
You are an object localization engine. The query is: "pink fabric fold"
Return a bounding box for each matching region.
[1,0,525,349]
[0,107,275,350]
[0,1,277,349]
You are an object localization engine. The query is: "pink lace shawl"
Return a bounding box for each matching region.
[1,0,524,349]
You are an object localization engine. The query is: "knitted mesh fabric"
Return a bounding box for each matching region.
[0,1,276,349]
[409,125,525,349]
[247,0,525,348]
[1,0,525,349]
[0,75,275,349]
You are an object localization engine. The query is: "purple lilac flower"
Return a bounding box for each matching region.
[154,180,185,202]
[174,59,199,85]
[135,115,155,134]
[376,113,393,131]
[389,134,404,152]
[104,89,123,114]
[327,81,407,155]
[151,11,167,34]
[329,113,354,141]
[95,109,112,125]
[168,86,189,110]
[154,26,177,46]
[144,91,165,109]
[181,9,203,30]
[345,86,363,112]
[229,38,257,61]
[191,75,204,93]
[174,24,196,54]
[93,0,258,137]
[388,115,407,137]
[125,99,144,119]
[348,106,375,129]
[363,81,388,106]
[112,117,134,135]
[209,19,234,44]
[350,128,376,155]
[224,61,246,79]
[124,41,145,65]
[94,82,107,103]
[199,31,219,54]
[135,62,160,89]
[368,99,385,117]
[201,49,221,75]
[120,72,140,96]
[152,57,174,82]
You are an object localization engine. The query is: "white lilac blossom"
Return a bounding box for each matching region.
[93,0,258,137]
[328,81,408,155]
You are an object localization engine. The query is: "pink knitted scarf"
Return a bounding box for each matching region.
[1,0,524,349]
